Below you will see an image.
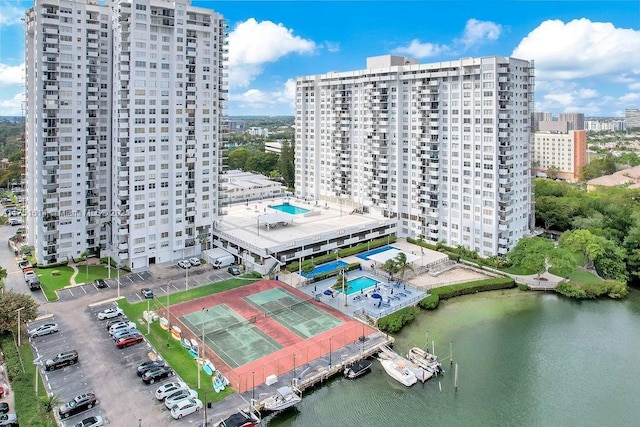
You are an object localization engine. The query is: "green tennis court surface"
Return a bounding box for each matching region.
[180,304,283,368]
[244,287,343,339]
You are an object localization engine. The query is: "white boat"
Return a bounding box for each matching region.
[378,358,417,387]
[262,385,302,412]
[407,347,443,375]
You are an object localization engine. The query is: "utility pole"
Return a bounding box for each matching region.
[16,307,25,347]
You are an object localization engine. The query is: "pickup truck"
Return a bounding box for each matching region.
[23,268,36,282]
[27,276,41,290]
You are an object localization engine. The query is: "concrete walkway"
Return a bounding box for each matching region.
[510,271,565,290]
[67,260,79,286]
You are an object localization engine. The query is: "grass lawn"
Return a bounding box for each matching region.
[37,264,124,301]
[550,268,604,284]
[118,276,259,403]
[569,250,586,267]
[503,266,536,275]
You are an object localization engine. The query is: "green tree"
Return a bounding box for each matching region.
[394,252,414,284]
[278,140,295,189]
[507,237,574,279]
[383,258,398,279]
[546,165,560,180]
[594,241,628,281]
[227,147,252,170]
[40,394,61,413]
[0,290,39,333]
[579,156,617,181]
[559,229,603,270]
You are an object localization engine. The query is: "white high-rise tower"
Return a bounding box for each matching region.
[295,55,534,256]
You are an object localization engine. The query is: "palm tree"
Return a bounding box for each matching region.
[394,252,414,284]
[40,393,61,413]
[383,258,398,281]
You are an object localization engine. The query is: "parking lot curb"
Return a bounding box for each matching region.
[33,313,55,322]
[88,296,126,308]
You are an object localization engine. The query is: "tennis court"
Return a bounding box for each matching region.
[179,304,283,368]
[244,287,343,339]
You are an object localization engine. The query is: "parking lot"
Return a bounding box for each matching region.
[28,301,206,426]
[55,265,235,303]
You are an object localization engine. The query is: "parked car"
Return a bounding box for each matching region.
[137,360,166,377]
[45,350,78,371]
[228,266,241,276]
[23,268,36,282]
[0,413,17,426]
[8,218,22,226]
[177,259,191,269]
[115,334,144,349]
[28,322,59,338]
[112,329,139,341]
[0,403,8,414]
[97,307,124,320]
[140,288,154,299]
[18,260,31,270]
[189,257,201,267]
[155,381,188,400]
[58,392,97,419]
[73,415,104,427]
[109,321,137,336]
[105,317,129,330]
[170,398,203,419]
[142,366,174,384]
[94,279,108,289]
[164,388,198,409]
[27,276,41,290]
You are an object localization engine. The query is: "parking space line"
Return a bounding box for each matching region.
[81,286,87,294]
[137,273,144,281]
[67,288,74,296]
[172,284,180,292]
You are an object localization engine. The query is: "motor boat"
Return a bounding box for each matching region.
[343,359,372,379]
[262,385,302,412]
[407,347,443,375]
[214,408,260,427]
[378,358,417,387]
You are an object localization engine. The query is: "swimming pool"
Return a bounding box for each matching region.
[355,245,399,261]
[271,203,310,215]
[344,276,380,295]
[301,260,348,278]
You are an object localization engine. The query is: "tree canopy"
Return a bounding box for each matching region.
[507,237,575,278]
[0,290,39,332]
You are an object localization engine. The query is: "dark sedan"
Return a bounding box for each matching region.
[137,360,166,376]
[142,366,174,384]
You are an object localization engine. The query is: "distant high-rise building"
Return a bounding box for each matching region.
[626,109,640,129]
[25,0,227,269]
[585,119,626,132]
[296,55,535,256]
[533,130,587,182]
[532,112,553,131]
[559,113,585,130]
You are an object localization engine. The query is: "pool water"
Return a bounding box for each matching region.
[345,276,379,295]
[271,203,310,215]
[301,260,348,278]
[355,245,399,260]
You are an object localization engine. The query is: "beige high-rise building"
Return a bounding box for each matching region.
[533,130,587,182]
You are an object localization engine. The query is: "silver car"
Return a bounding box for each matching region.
[28,322,59,338]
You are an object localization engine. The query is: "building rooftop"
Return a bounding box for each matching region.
[587,165,640,187]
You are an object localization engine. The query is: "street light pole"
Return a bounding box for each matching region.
[342,270,348,307]
[16,307,25,347]
[166,281,171,348]
[185,265,189,292]
[147,298,150,334]
[198,307,205,390]
[117,266,120,298]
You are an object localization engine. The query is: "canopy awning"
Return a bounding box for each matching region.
[368,248,421,265]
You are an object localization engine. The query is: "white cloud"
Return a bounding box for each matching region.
[0,92,24,116]
[0,62,24,84]
[229,79,296,114]
[392,39,447,59]
[0,2,25,27]
[323,41,340,53]
[228,18,315,88]
[458,19,502,48]
[512,19,640,80]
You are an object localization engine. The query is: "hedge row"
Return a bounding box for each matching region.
[286,235,396,272]
[377,277,515,332]
[377,306,420,333]
[555,280,628,299]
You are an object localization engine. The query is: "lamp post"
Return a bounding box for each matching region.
[252,371,255,402]
[147,298,151,334]
[117,265,121,298]
[342,270,348,307]
[199,307,207,390]
[329,337,332,368]
[166,281,171,348]
[185,264,189,292]
[16,307,25,347]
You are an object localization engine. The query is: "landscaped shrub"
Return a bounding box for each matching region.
[431,277,516,299]
[555,280,628,299]
[377,306,420,333]
[418,294,439,310]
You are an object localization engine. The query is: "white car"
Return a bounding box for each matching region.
[97,307,124,320]
[73,415,105,427]
[164,388,198,409]
[8,218,22,226]
[188,257,201,267]
[177,259,191,269]
[170,398,203,420]
[155,381,188,400]
[28,322,59,338]
[109,321,136,336]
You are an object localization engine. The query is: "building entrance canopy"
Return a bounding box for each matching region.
[368,248,420,265]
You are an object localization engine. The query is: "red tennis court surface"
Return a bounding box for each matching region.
[163,279,375,393]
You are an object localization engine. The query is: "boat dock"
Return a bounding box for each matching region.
[378,346,433,383]
[207,330,394,421]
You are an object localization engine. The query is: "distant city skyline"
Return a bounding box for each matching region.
[1,0,638,117]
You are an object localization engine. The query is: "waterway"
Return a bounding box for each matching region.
[268,288,640,427]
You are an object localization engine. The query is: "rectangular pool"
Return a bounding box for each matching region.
[356,245,399,261]
[344,276,380,295]
[301,260,349,278]
[270,203,310,215]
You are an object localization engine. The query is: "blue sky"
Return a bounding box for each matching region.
[1,0,639,117]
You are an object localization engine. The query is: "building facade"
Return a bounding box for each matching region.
[558,113,584,130]
[533,130,587,182]
[626,109,640,129]
[25,0,227,270]
[295,55,534,256]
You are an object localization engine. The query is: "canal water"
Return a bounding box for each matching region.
[267,288,640,426]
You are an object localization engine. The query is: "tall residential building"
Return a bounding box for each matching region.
[532,111,552,131]
[533,130,587,182]
[295,55,534,256]
[558,113,584,130]
[25,0,227,270]
[626,109,640,129]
